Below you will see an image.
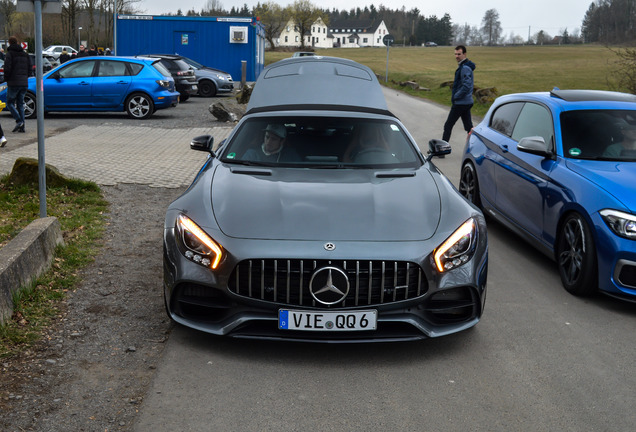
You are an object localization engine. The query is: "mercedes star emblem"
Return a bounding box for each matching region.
[309,266,350,305]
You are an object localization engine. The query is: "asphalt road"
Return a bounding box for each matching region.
[130,89,636,431]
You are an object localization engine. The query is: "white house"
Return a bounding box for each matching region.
[277,18,389,49]
[277,17,331,49]
[329,20,389,48]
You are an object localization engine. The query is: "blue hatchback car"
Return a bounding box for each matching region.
[461,89,636,301]
[0,56,179,120]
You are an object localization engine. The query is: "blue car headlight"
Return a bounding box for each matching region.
[600,209,636,240]
[433,218,477,273]
[175,214,224,269]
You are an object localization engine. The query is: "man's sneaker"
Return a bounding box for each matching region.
[0,136,7,147]
[12,122,24,133]
[18,123,25,133]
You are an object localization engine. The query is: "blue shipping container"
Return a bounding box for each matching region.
[116,15,265,82]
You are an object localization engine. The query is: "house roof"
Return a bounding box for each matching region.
[330,20,381,34]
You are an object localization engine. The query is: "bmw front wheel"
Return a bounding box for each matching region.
[459,162,481,207]
[125,93,154,120]
[557,213,597,296]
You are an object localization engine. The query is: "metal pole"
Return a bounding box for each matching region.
[113,0,117,55]
[34,0,46,217]
[385,43,389,82]
[78,26,82,48]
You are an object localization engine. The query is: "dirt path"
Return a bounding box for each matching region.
[1,184,184,431]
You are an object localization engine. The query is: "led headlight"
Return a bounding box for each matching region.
[600,209,636,240]
[433,218,477,273]
[176,214,223,269]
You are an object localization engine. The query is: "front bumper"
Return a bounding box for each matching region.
[163,225,488,342]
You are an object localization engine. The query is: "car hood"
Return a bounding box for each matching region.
[566,160,636,210]
[201,66,230,75]
[210,166,441,241]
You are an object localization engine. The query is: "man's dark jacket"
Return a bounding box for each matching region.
[451,58,476,105]
[4,43,30,87]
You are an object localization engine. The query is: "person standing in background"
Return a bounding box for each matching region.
[4,36,30,134]
[59,49,71,64]
[442,45,476,143]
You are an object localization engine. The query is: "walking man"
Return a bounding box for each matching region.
[442,45,476,143]
[4,36,30,133]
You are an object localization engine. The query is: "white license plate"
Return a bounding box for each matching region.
[279,309,377,331]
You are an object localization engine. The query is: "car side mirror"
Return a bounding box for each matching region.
[427,139,451,160]
[518,136,552,158]
[191,134,215,155]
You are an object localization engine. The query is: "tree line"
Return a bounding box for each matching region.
[582,0,636,44]
[0,0,586,52]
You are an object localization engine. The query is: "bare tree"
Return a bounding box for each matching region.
[480,8,501,46]
[254,1,291,49]
[0,0,16,40]
[291,0,324,49]
[203,0,224,15]
[608,47,636,94]
[62,0,82,47]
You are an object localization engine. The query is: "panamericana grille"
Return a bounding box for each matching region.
[228,259,427,308]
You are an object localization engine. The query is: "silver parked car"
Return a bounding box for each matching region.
[180,56,234,97]
[163,56,488,342]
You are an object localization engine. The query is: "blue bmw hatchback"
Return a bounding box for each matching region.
[0,56,179,120]
[461,89,636,301]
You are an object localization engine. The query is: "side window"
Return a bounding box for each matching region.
[97,61,127,77]
[512,103,554,149]
[489,102,524,137]
[57,60,96,78]
[128,63,144,76]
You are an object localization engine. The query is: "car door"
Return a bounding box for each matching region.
[45,59,96,108]
[472,102,525,210]
[494,101,556,241]
[91,60,132,107]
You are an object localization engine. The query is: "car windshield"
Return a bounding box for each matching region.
[562,109,636,161]
[183,57,203,69]
[219,116,423,168]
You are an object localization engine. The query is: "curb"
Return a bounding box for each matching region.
[0,217,64,323]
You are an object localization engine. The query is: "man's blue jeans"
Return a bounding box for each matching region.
[6,86,27,125]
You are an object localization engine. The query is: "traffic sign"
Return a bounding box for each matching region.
[21,42,28,50]
[383,34,395,46]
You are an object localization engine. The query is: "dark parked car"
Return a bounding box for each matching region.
[180,56,234,97]
[461,89,636,301]
[138,54,198,101]
[28,53,53,76]
[0,56,180,120]
[163,56,489,342]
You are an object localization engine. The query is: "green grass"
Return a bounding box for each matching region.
[267,44,619,117]
[0,176,108,358]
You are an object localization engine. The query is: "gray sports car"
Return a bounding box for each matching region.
[163,56,488,342]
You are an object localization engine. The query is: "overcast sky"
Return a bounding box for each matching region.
[136,0,589,36]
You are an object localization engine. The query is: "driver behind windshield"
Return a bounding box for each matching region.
[243,124,300,163]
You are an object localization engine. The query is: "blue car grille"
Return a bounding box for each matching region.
[228,259,427,308]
